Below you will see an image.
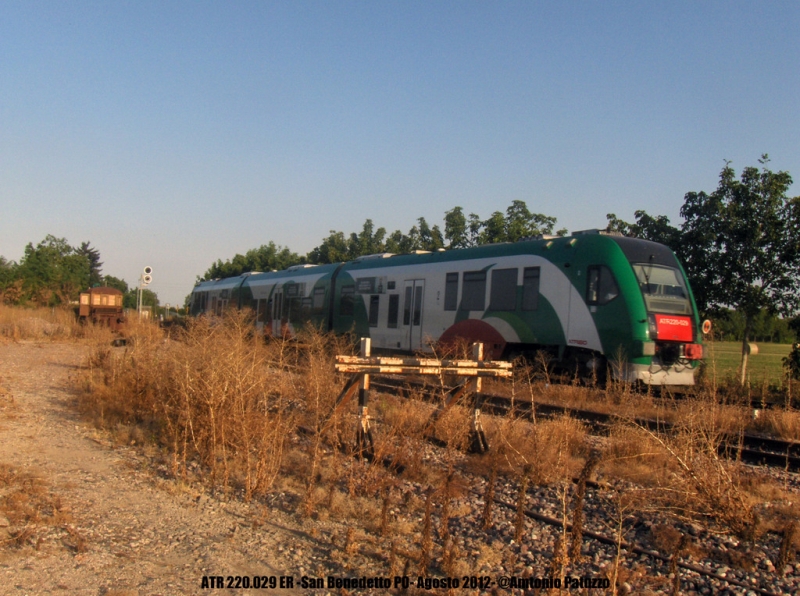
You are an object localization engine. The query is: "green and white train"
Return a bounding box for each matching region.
[190,230,705,385]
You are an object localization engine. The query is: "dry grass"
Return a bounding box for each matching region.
[0,463,73,552]
[751,409,800,441]
[72,314,800,584]
[78,310,314,500]
[601,390,799,540]
[0,305,81,342]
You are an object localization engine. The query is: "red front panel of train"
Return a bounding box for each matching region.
[655,314,693,342]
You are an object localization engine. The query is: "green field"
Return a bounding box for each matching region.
[702,340,793,384]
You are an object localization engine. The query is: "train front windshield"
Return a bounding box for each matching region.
[631,264,692,315]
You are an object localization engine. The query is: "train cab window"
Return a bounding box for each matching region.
[340,286,355,316]
[387,294,399,328]
[490,268,517,311]
[368,295,380,327]
[462,271,487,311]
[444,273,459,311]
[586,266,619,305]
[312,287,326,313]
[522,267,540,311]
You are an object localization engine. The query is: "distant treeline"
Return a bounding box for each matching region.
[713,308,799,344]
[201,200,565,280]
[0,235,157,309]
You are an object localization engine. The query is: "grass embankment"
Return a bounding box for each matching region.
[703,339,794,386]
[66,311,800,590]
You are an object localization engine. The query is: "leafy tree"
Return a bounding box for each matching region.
[681,156,800,383]
[126,287,158,310]
[444,207,469,249]
[15,235,90,305]
[0,257,20,304]
[204,242,303,279]
[383,230,406,255]
[102,275,129,294]
[416,217,444,251]
[308,231,350,264]
[481,211,507,244]
[504,200,559,242]
[348,219,387,258]
[785,346,800,380]
[606,211,682,251]
[467,213,483,246]
[78,242,103,287]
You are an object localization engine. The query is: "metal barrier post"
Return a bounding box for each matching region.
[355,338,375,459]
[470,343,490,453]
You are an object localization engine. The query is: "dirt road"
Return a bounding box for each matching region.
[0,342,345,595]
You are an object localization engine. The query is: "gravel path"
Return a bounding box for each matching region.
[0,342,354,595]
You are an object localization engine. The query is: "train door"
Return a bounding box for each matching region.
[272,290,284,336]
[402,280,425,351]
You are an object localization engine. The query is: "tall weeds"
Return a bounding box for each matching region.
[0,304,84,342]
[79,311,303,499]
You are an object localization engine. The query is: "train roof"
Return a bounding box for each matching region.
[340,232,670,271]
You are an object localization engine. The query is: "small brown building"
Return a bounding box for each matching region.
[78,287,125,330]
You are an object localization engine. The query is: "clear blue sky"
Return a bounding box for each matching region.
[2,1,798,305]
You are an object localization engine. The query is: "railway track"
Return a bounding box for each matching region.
[370,376,800,473]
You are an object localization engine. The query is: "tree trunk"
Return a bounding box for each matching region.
[740,316,753,386]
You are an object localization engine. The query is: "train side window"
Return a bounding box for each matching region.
[462,271,486,311]
[490,268,517,311]
[312,287,326,313]
[522,267,540,311]
[403,287,412,325]
[368,295,380,327]
[288,297,302,320]
[340,286,355,316]
[387,294,399,328]
[444,273,459,311]
[586,266,619,305]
